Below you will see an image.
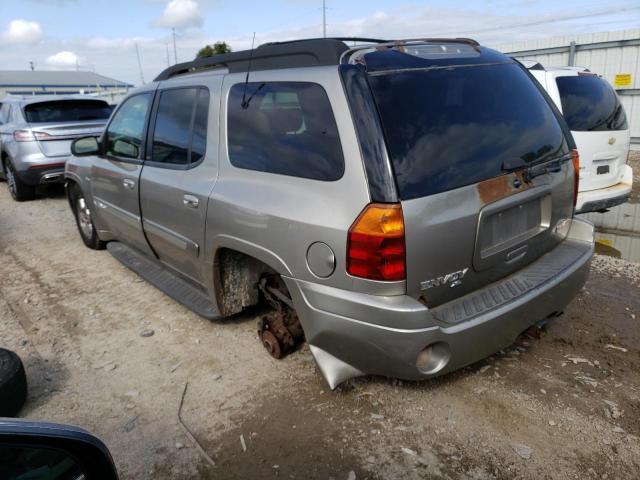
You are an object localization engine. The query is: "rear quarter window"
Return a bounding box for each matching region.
[227,82,344,181]
[556,75,628,132]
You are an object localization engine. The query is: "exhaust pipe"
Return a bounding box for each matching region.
[40,172,64,184]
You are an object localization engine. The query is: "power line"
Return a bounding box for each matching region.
[431,6,640,37]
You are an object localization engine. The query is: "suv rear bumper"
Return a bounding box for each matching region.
[575,164,632,214]
[17,163,66,186]
[285,218,594,389]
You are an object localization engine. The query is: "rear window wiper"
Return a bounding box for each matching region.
[501,157,527,172]
[502,153,572,180]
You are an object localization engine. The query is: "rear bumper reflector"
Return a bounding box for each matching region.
[28,162,66,170]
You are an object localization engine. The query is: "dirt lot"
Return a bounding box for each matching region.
[1,184,639,480]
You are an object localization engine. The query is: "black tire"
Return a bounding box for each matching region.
[4,159,35,202]
[0,348,28,417]
[70,184,106,250]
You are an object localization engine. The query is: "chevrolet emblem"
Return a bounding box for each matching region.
[608,137,616,145]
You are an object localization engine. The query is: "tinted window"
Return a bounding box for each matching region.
[368,63,569,199]
[105,93,152,159]
[152,88,196,165]
[151,88,209,165]
[24,100,111,123]
[0,446,84,480]
[556,75,627,131]
[227,82,344,181]
[0,103,10,124]
[191,89,209,163]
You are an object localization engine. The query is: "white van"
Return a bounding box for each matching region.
[524,62,632,213]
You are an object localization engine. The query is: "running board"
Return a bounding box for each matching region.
[107,242,221,320]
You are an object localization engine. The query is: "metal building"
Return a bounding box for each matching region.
[0,70,132,102]
[493,29,640,146]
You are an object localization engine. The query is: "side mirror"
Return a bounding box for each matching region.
[71,136,100,157]
[0,419,119,480]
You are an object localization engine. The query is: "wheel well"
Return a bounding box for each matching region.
[213,248,277,317]
[65,179,78,209]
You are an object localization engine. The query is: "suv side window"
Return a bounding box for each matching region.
[105,93,153,160]
[227,82,344,181]
[151,87,209,166]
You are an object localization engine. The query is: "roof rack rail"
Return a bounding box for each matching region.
[260,37,389,47]
[154,37,481,82]
[154,38,351,81]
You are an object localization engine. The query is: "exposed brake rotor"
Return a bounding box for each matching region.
[257,275,304,359]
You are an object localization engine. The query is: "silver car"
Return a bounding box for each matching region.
[0,95,111,201]
[65,38,595,388]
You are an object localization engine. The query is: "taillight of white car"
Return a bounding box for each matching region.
[13,130,52,142]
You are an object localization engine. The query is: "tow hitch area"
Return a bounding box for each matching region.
[257,275,304,359]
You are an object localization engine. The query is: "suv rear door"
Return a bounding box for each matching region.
[553,73,629,192]
[90,91,155,256]
[138,80,219,285]
[363,49,575,308]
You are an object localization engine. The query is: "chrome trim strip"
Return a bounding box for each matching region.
[92,195,140,229]
[142,218,199,257]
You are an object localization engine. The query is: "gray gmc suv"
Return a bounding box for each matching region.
[0,96,110,201]
[64,38,595,388]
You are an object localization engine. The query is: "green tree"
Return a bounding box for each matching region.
[196,41,232,58]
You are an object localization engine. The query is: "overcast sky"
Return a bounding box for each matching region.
[1,0,639,85]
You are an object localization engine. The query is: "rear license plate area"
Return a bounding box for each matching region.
[474,193,552,270]
[597,165,610,175]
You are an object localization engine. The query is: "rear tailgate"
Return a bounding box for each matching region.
[402,162,574,306]
[33,122,107,157]
[367,56,575,307]
[571,130,630,192]
[23,99,111,157]
[554,74,630,192]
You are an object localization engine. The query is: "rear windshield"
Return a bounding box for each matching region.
[24,100,112,123]
[368,63,569,200]
[556,75,627,132]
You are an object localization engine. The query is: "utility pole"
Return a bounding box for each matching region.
[29,61,35,71]
[322,0,327,38]
[172,27,178,64]
[135,43,145,84]
[166,43,171,67]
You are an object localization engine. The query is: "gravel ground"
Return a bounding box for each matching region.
[0,184,639,480]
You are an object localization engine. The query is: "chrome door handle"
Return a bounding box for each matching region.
[122,178,135,189]
[183,194,199,208]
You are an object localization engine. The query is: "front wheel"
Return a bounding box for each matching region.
[4,160,35,202]
[70,186,105,250]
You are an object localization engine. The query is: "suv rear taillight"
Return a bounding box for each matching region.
[571,149,580,207]
[347,203,406,281]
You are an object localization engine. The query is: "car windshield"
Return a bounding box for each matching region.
[24,100,112,123]
[556,75,628,132]
[367,62,569,200]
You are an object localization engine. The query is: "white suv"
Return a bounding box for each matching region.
[525,62,632,213]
